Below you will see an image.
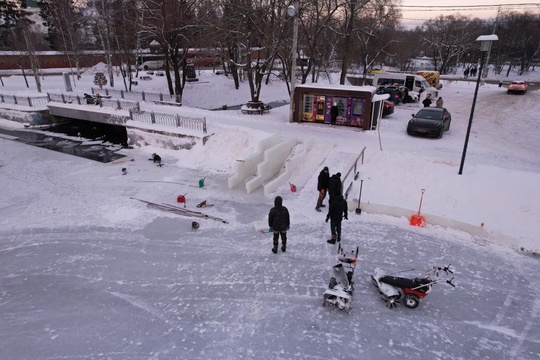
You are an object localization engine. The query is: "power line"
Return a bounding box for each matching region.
[399,3,540,9]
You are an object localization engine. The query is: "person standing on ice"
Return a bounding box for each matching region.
[422,95,432,108]
[326,194,348,244]
[328,172,342,204]
[268,196,290,254]
[316,166,330,212]
[436,97,444,108]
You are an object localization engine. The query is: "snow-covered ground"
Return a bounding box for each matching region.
[0,67,539,359]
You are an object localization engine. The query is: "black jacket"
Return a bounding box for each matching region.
[330,105,339,118]
[317,169,330,192]
[327,195,348,221]
[328,174,342,199]
[268,196,290,231]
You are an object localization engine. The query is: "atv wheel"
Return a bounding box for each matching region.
[403,294,419,309]
[385,296,398,309]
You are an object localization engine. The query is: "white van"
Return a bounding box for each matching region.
[137,60,166,71]
[372,73,438,98]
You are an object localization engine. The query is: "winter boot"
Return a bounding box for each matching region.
[281,246,286,253]
[327,235,337,244]
[315,207,321,212]
[272,233,279,254]
[337,234,341,242]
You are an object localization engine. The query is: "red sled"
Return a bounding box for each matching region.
[289,182,297,192]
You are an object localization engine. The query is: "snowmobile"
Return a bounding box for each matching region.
[323,244,359,312]
[371,265,455,309]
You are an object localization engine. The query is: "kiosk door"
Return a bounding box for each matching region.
[315,96,325,121]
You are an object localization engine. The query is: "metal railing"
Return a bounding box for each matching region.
[0,93,49,108]
[47,92,140,112]
[130,109,206,134]
[91,87,181,104]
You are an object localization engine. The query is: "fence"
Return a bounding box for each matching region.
[130,110,206,134]
[47,92,140,112]
[91,87,180,104]
[0,93,49,108]
[341,146,366,196]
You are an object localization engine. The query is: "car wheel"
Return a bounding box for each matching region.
[438,129,444,139]
[446,120,451,131]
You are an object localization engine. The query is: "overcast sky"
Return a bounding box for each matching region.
[400,0,540,27]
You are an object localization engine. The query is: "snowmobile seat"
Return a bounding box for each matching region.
[379,276,417,289]
[380,276,432,291]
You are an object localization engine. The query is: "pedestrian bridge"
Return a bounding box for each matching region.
[47,102,129,126]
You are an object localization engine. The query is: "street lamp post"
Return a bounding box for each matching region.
[287,3,299,123]
[458,35,498,175]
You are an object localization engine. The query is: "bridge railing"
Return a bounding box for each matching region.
[91,87,180,104]
[47,92,140,112]
[0,93,49,108]
[129,110,207,134]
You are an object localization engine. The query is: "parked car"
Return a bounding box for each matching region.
[507,80,528,94]
[376,86,402,104]
[382,100,394,117]
[407,107,451,139]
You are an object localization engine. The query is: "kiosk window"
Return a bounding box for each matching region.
[352,100,364,116]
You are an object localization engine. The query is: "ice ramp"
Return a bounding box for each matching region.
[263,140,334,196]
[228,134,282,190]
[245,137,297,193]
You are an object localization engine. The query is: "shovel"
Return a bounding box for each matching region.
[355,180,363,214]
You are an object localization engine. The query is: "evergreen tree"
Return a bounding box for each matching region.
[0,0,32,50]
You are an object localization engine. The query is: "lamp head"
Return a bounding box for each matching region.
[476,34,498,52]
[287,5,297,17]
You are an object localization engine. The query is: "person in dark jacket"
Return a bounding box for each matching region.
[330,103,339,125]
[328,172,342,203]
[326,194,348,244]
[149,153,162,166]
[422,95,432,108]
[268,196,290,254]
[316,166,330,212]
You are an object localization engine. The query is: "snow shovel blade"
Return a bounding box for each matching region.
[355,207,361,214]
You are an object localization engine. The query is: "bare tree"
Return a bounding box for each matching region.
[421,15,478,74]
[496,11,540,76]
[140,0,210,100]
[39,0,90,80]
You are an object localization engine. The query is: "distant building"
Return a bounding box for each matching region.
[408,57,436,71]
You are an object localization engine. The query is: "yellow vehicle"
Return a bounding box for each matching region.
[416,71,442,89]
[368,68,386,75]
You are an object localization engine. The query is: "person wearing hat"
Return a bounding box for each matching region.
[316,166,330,212]
[328,172,342,204]
[326,194,348,244]
[268,196,290,254]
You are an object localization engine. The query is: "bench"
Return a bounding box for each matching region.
[153,100,182,107]
[241,104,271,115]
[139,76,152,80]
